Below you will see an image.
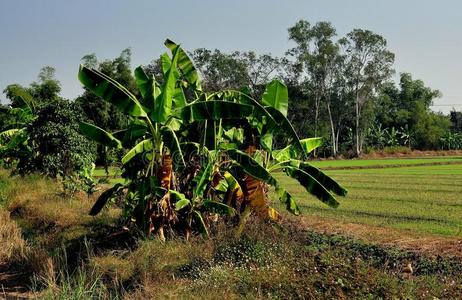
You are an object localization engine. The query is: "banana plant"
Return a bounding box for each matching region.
[206,81,347,221]
[79,39,347,239]
[0,89,36,164]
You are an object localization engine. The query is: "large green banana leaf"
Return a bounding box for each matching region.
[154,47,180,123]
[273,137,323,161]
[262,80,288,117]
[134,66,159,111]
[164,39,202,91]
[79,121,122,148]
[78,66,147,117]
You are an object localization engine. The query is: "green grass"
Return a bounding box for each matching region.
[93,167,119,178]
[310,156,462,169]
[273,163,462,236]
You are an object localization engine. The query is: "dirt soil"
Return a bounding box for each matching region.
[0,263,33,299]
[363,149,462,159]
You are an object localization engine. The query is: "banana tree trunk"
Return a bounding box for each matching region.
[147,154,174,240]
[241,145,270,218]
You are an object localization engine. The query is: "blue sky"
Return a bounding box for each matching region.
[1,0,461,112]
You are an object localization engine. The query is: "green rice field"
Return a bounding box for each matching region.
[310,156,462,169]
[274,161,462,236]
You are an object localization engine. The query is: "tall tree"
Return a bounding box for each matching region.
[189,49,282,97]
[288,21,356,156]
[339,29,395,156]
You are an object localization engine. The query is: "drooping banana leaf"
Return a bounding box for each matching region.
[227,149,299,215]
[122,139,154,165]
[79,121,122,148]
[160,126,185,167]
[89,183,123,216]
[283,164,339,208]
[296,161,348,197]
[78,65,147,117]
[193,211,209,237]
[170,190,190,211]
[203,201,236,216]
[261,80,288,117]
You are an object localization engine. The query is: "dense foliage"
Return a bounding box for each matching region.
[0,68,97,193]
[78,39,346,239]
[20,100,96,178]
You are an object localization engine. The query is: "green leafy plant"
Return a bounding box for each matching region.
[79,39,347,240]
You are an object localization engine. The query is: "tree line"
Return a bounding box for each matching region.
[1,20,460,170]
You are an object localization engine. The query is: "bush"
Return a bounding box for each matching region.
[17,100,97,180]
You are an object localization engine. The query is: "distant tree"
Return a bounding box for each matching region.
[189,49,282,98]
[450,109,462,132]
[377,73,445,149]
[3,66,61,108]
[287,20,326,139]
[339,29,395,156]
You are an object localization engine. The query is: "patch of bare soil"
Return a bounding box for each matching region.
[296,215,462,259]
[322,160,462,170]
[363,149,462,159]
[0,264,33,299]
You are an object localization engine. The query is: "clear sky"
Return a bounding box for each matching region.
[1,0,461,113]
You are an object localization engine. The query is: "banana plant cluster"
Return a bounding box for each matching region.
[79,39,347,240]
[0,90,35,166]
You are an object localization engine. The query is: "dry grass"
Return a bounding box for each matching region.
[0,210,28,264]
[2,170,462,299]
[3,174,121,248]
